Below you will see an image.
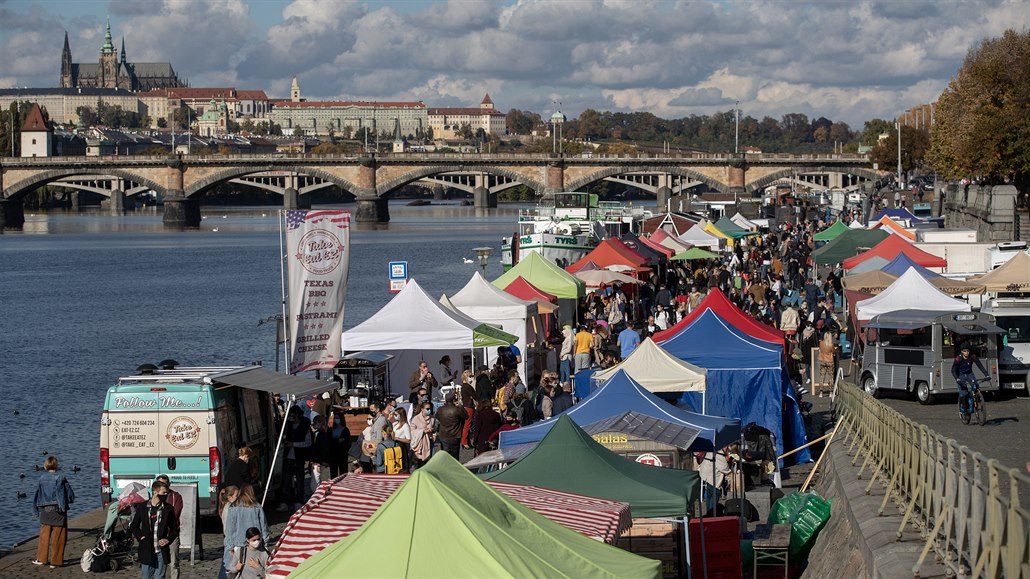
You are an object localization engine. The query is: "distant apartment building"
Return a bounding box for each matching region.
[267,78,427,137]
[0,87,143,126]
[427,94,505,139]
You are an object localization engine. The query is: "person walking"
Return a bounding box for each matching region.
[409,401,439,469]
[221,485,269,579]
[32,455,74,569]
[459,369,477,448]
[574,324,593,373]
[154,475,183,579]
[277,406,311,512]
[129,480,178,579]
[817,331,837,397]
[559,323,574,383]
[435,393,467,460]
[224,447,259,491]
[225,527,269,579]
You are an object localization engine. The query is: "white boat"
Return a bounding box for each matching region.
[501,192,652,269]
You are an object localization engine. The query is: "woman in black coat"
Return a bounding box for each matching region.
[224,447,259,491]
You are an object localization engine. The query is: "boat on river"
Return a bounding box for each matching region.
[501,192,652,269]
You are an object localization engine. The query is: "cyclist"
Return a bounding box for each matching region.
[950,342,988,415]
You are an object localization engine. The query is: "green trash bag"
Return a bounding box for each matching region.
[767,491,833,562]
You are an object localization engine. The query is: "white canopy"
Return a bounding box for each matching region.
[856,268,971,321]
[592,338,706,393]
[849,219,866,229]
[447,272,542,382]
[677,225,724,251]
[730,212,758,231]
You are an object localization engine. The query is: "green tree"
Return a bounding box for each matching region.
[157,117,167,129]
[860,119,893,146]
[456,123,474,140]
[172,106,191,131]
[926,29,1030,187]
[226,118,240,133]
[869,125,931,173]
[240,118,255,133]
[505,109,540,135]
[76,105,99,127]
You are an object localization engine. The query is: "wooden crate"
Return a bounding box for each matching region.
[618,518,683,578]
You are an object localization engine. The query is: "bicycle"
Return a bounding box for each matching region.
[957,377,989,426]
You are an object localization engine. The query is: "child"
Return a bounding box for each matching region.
[226,527,268,579]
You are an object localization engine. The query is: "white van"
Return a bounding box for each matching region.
[980,298,1030,393]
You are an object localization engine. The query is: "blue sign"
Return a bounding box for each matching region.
[388,261,408,280]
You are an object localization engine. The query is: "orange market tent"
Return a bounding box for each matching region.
[870,216,916,241]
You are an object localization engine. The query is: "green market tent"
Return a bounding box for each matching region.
[482,414,700,519]
[812,228,889,265]
[813,220,851,242]
[671,247,720,261]
[493,250,586,299]
[290,452,660,579]
[713,217,755,238]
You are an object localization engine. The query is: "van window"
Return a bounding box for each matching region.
[996,316,1030,343]
[943,332,994,360]
[878,327,932,348]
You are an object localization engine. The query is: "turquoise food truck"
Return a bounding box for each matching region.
[100,363,333,514]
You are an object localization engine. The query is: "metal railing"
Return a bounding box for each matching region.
[835,381,1030,578]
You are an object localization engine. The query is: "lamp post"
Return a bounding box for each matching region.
[734,100,740,154]
[473,246,493,277]
[895,121,902,188]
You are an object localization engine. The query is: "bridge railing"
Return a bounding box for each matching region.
[835,381,1030,578]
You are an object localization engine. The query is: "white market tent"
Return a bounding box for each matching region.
[730,212,758,231]
[591,338,707,406]
[447,272,542,382]
[849,219,866,229]
[677,224,724,251]
[341,279,516,393]
[855,268,971,321]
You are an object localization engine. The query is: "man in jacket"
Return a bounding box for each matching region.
[129,480,179,579]
[559,323,574,383]
[435,393,467,460]
[153,475,183,579]
[550,384,574,416]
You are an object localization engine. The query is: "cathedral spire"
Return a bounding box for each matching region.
[120,37,126,63]
[101,16,115,54]
[61,31,73,87]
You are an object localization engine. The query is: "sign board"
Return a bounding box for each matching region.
[170,483,201,563]
[635,453,663,467]
[388,261,409,292]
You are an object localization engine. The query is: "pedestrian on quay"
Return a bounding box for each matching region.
[32,455,75,569]
[225,526,269,579]
[409,401,439,468]
[277,406,311,512]
[221,485,269,579]
[153,475,183,579]
[224,446,260,492]
[436,392,467,460]
[128,479,178,579]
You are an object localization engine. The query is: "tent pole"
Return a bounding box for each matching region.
[683,515,692,579]
[697,497,709,579]
[261,393,294,508]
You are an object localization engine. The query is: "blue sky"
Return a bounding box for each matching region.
[1,0,1026,128]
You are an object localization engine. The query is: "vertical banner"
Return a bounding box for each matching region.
[284,210,351,374]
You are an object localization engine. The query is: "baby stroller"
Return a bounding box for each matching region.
[80,483,146,573]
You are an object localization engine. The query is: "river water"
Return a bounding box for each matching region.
[0,202,522,549]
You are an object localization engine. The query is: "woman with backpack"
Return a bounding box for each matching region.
[32,455,74,568]
[391,408,412,473]
[373,425,404,475]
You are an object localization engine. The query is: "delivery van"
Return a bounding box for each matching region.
[860,310,1002,404]
[981,298,1030,394]
[100,363,325,514]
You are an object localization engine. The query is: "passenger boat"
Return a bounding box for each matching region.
[501,192,652,269]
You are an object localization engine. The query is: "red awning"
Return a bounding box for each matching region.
[842,234,946,270]
[503,276,558,303]
[653,289,784,344]
[267,474,634,577]
[567,238,649,273]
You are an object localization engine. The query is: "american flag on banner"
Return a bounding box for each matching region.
[283,210,351,374]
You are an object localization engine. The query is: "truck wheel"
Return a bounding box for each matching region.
[862,374,880,398]
[916,381,934,405]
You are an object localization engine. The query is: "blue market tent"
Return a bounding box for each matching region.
[880,252,941,278]
[657,308,811,464]
[499,369,741,452]
[872,207,922,223]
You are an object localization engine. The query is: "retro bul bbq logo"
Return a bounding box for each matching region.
[295,229,344,275]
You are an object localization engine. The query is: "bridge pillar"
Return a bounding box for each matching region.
[67,190,80,210]
[109,190,125,214]
[283,188,310,210]
[355,197,390,223]
[432,185,445,201]
[727,164,746,195]
[656,186,672,211]
[541,161,564,199]
[473,186,496,208]
[0,199,25,230]
[162,159,200,228]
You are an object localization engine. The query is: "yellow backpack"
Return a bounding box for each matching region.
[383,444,404,475]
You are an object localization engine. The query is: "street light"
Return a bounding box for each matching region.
[734,100,740,154]
[895,121,902,188]
[473,247,493,276]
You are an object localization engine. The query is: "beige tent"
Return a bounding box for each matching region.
[969,251,1030,292]
[592,338,706,393]
[842,270,899,293]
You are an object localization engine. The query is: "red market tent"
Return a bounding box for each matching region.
[503,276,558,303]
[267,473,634,577]
[650,227,693,253]
[640,235,676,258]
[567,238,649,273]
[609,237,653,265]
[842,234,947,271]
[652,289,784,345]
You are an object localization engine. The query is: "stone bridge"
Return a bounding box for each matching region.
[0,152,880,228]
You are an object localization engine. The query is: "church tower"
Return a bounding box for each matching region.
[60,31,73,88]
[290,77,301,102]
[99,17,118,88]
[120,37,126,64]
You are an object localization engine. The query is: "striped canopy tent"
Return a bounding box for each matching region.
[650,227,693,253]
[870,215,916,240]
[813,220,850,242]
[268,455,639,577]
[842,234,947,271]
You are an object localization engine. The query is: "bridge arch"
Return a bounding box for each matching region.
[184,166,362,198]
[3,167,167,201]
[565,166,730,195]
[745,165,885,194]
[377,165,546,198]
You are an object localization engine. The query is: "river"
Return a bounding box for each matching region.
[0,202,522,549]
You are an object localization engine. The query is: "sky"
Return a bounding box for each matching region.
[1,0,1026,128]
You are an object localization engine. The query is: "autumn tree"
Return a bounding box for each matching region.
[869,125,931,173]
[926,29,1030,189]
